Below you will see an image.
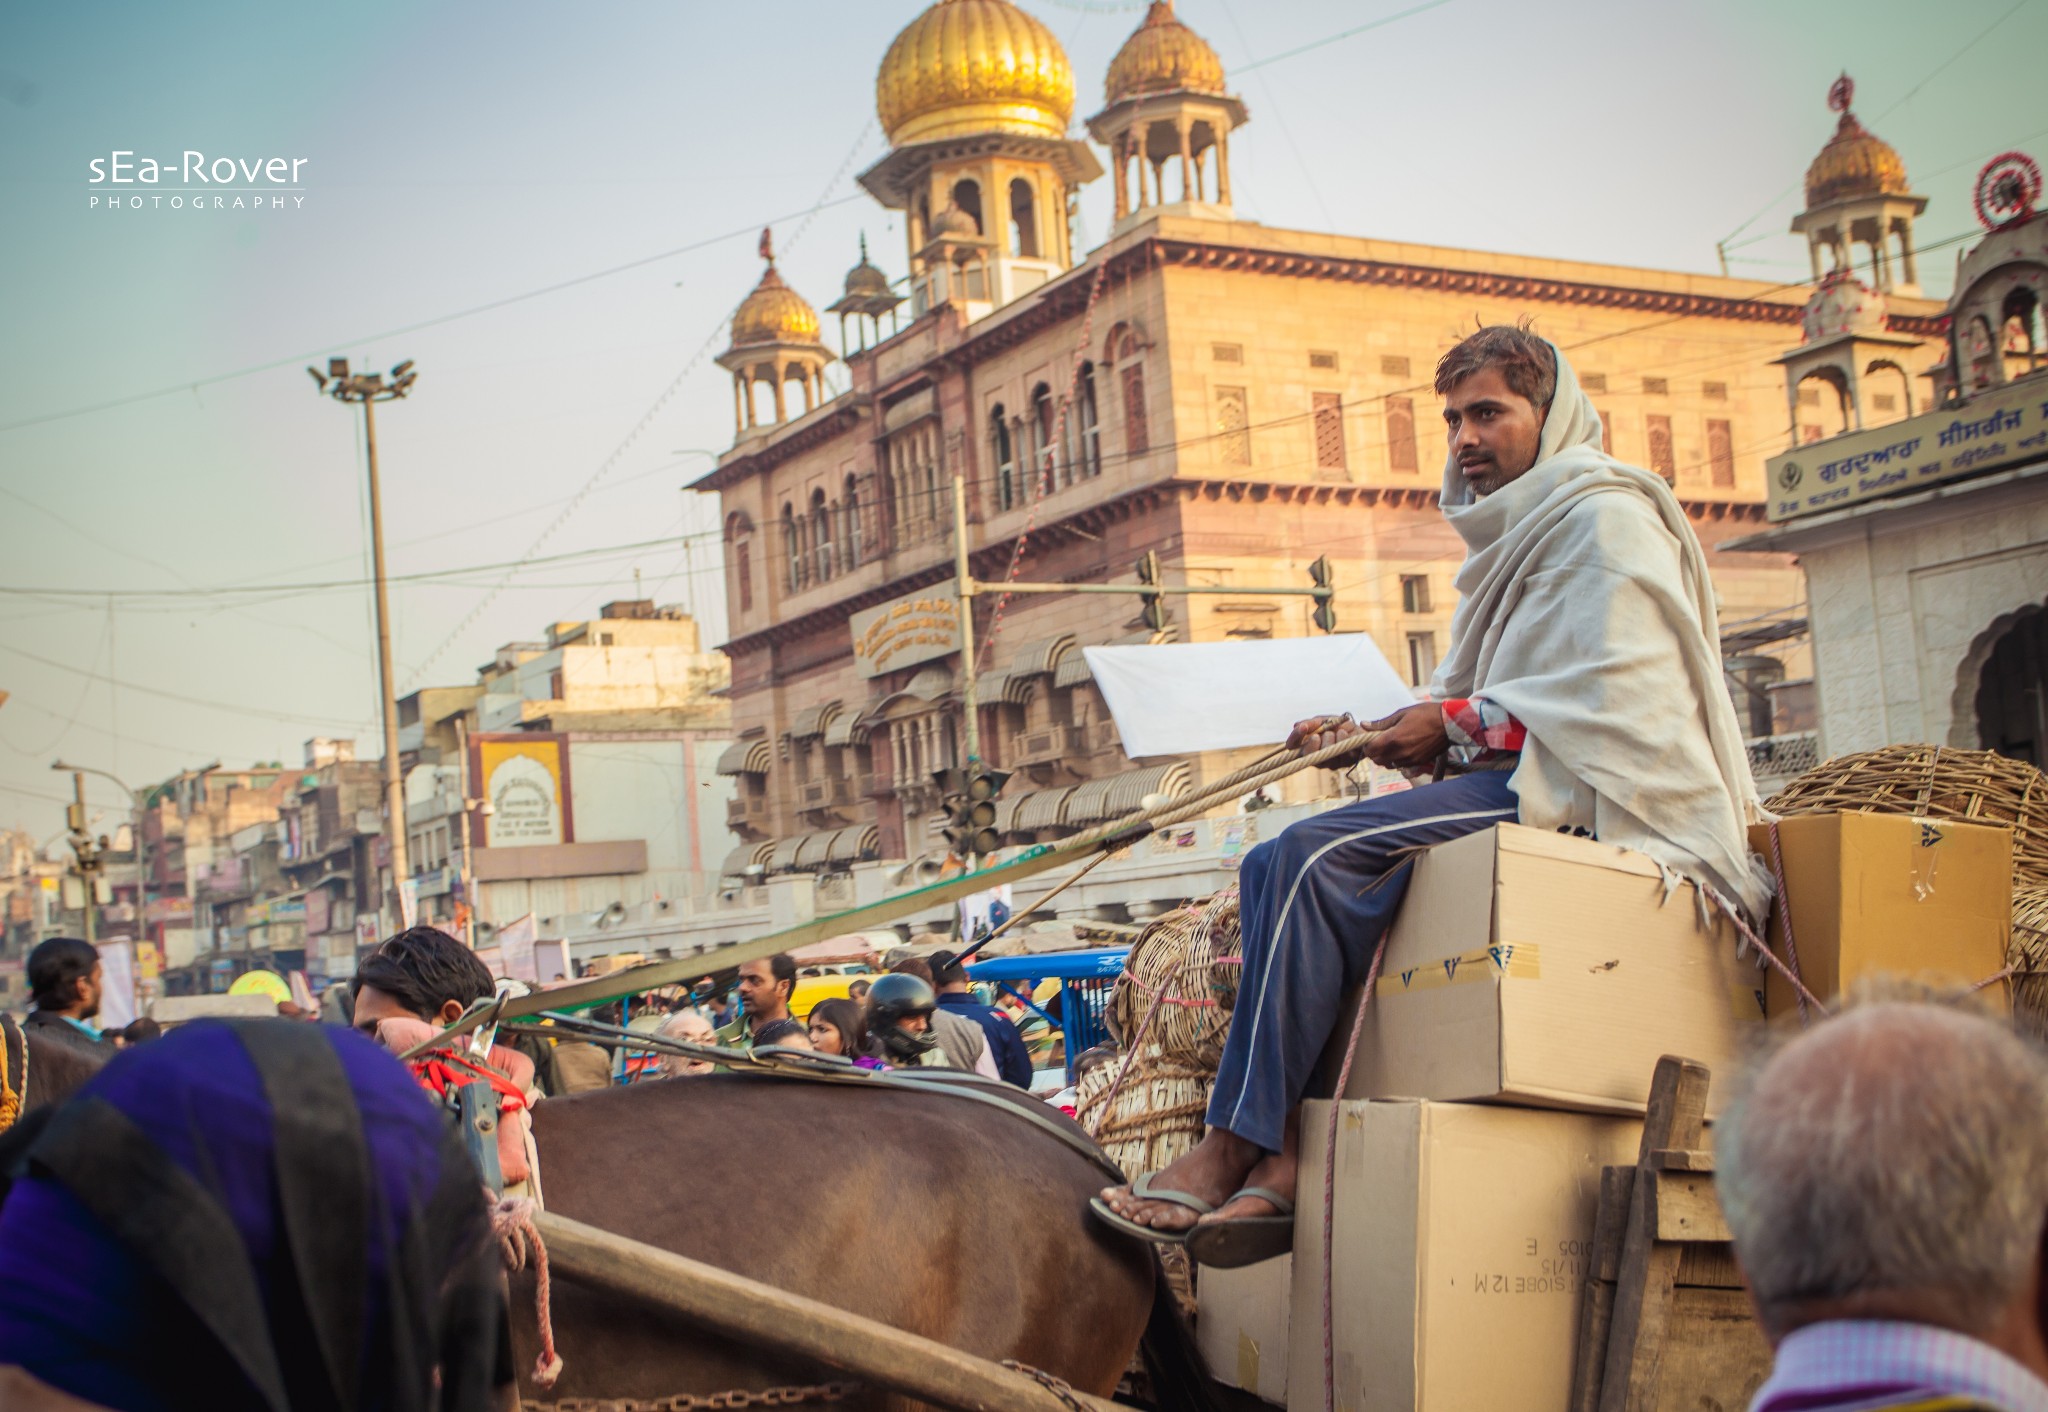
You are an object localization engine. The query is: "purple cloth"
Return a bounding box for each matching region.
[1751,1320,2048,1412]
[0,1020,476,1412]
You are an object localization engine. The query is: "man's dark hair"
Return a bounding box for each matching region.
[768,952,797,1001]
[28,936,98,1011]
[1434,325,1557,412]
[929,949,968,989]
[352,926,495,1020]
[889,956,935,987]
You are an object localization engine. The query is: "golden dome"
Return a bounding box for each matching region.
[842,235,892,301]
[1805,76,1910,209]
[729,236,823,352]
[876,0,1075,147]
[1106,1,1225,104]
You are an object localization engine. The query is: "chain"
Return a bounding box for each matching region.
[1000,1361,1088,1412]
[528,1380,861,1412]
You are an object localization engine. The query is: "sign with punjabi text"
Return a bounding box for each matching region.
[848,589,963,680]
[1767,377,2048,523]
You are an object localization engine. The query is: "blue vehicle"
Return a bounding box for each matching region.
[966,947,1128,1087]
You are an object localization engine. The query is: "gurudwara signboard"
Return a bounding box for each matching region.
[1767,377,2048,523]
[849,589,962,679]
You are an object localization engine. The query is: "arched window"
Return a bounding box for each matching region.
[724,511,754,614]
[843,473,863,570]
[952,179,983,235]
[780,502,801,592]
[1009,178,1039,259]
[1078,362,1101,479]
[810,488,834,581]
[991,404,1016,511]
[1031,383,1057,493]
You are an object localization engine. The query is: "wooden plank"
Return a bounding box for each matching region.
[1674,1243,1747,1292]
[1646,1148,1714,1173]
[1644,1290,1774,1412]
[1570,1165,1636,1412]
[1596,1056,1711,1412]
[532,1210,1124,1412]
[1649,1171,1732,1245]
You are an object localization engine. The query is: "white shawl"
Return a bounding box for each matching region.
[1429,344,1774,924]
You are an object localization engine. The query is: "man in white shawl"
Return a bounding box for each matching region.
[1093,327,1772,1268]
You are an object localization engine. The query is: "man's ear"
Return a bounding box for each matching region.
[438,998,467,1026]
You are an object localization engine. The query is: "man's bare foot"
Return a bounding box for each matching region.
[1201,1146,1297,1224]
[1098,1127,1264,1235]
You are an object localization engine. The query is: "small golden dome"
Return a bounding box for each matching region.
[841,235,892,300]
[876,0,1075,147]
[730,232,823,351]
[1106,1,1225,104]
[1805,75,1910,208]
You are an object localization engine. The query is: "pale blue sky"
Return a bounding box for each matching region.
[2,0,2044,833]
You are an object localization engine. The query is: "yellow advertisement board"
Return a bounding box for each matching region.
[473,734,570,848]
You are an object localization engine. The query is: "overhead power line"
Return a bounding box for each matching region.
[0,192,867,438]
[0,641,370,729]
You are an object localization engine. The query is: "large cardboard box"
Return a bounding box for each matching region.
[1341,825,1762,1117]
[1289,1099,1641,1412]
[1749,813,2013,1018]
[1195,1257,1291,1406]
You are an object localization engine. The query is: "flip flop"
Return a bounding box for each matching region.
[1185,1186,1296,1268]
[1087,1172,1216,1246]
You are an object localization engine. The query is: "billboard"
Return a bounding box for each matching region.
[470,733,573,848]
[849,589,962,679]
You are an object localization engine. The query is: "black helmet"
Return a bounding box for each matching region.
[865,972,939,1060]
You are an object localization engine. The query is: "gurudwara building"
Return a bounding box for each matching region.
[696,0,1948,879]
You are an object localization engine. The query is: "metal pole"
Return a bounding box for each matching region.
[455,716,477,948]
[951,475,981,769]
[361,391,411,930]
[71,772,95,946]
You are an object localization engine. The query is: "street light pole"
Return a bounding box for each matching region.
[52,760,140,944]
[312,357,419,933]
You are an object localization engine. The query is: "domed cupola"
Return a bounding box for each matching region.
[1087,0,1248,234]
[716,229,834,440]
[858,0,1102,320]
[1790,74,1927,295]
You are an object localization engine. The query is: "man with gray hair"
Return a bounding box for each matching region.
[1720,999,2048,1411]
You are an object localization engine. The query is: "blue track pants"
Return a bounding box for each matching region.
[1205,772,1520,1154]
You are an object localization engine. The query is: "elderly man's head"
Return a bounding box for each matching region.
[1719,997,2048,1368]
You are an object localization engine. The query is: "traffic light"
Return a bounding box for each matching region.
[934,766,1011,858]
[1135,551,1167,633]
[1308,555,1337,633]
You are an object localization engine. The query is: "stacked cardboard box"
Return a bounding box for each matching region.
[1202,817,2019,1410]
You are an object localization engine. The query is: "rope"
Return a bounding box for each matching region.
[490,1193,564,1390]
[1323,936,1389,1412]
[1086,960,1174,1139]
[999,1360,1089,1412]
[1974,965,2017,992]
[1766,822,1811,1028]
[1718,899,1831,1019]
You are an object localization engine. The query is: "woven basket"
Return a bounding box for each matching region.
[1766,745,2048,886]
[1108,886,1243,1071]
[2011,886,2048,1041]
[1074,1043,1212,1181]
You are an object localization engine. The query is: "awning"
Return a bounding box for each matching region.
[1002,786,1075,833]
[790,701,844,742]
[827,824,879,864]
[1006,633,1076,678]
[824,710,865,747]
[1066,762,1193,825]
[903,665,952,701]
[766,825,882,875]
[719,841,775,878]
[975,670,1034,706]
[715,738,773,776]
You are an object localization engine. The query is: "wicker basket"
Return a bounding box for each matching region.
[2011,886,2048,1041]
[1108,886,1243,1071]
[1766,745,2048,886]
[1073,1042,1212,1181]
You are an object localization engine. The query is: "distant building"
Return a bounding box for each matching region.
[392,600,736,975]
[1728,133,2048,768]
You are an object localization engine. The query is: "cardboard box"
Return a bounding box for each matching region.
[1749,813,2013,1018]
[1341,825,1762,1117]
[1289,1098,1641,1412]
[1195,1257,1291,1406]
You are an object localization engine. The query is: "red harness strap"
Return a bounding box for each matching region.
[407,1048,530,1116]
